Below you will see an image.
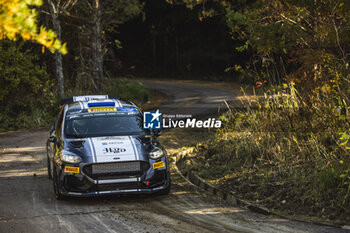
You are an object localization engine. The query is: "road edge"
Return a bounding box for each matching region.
[172,148,350,230]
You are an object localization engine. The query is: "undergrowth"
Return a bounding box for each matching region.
[191,82,350,223]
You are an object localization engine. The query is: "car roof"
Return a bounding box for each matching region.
[62,95,140,116]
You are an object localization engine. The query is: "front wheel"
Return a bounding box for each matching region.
[53,166,66,200]
[46,141,53,180]
[47,155,53,180]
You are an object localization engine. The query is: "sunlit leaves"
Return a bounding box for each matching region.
[0,0,67,54]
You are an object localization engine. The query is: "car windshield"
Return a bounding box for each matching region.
[64,112,144,138]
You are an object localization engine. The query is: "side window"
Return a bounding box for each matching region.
[55,106,65,137]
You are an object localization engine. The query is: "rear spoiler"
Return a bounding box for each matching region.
[60,95,120,105]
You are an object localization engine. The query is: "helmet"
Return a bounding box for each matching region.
[73,119,89,134]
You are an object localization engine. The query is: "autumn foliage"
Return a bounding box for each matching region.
[0,0,66,53]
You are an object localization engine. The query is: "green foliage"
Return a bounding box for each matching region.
[226,0,350,86]
[0,40,57,131]
[175,0,350,86]
[102,0,144,26]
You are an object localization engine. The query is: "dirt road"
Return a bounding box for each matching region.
[0,80,347,233]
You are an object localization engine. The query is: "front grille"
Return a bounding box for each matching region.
[83,161,149,179]
[92,162,140,174]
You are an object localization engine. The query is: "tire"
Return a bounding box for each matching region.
[46,141,52,180]
[53,166,66,200]
[47,155,52,180]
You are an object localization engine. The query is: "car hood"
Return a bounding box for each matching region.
[65,136,151,163]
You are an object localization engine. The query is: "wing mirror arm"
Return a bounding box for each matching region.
[49,135,61,147]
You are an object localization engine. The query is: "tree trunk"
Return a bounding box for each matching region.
[152,34,157,72]
[48,0,64,98]
[175,34,179,73]
[92,0,103,91]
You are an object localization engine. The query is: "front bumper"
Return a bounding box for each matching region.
[57,158,170,196]
[63,184,170,197]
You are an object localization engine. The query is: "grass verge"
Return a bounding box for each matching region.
[181,84,350,225]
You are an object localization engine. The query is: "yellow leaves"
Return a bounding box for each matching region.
[320,84,331,94]
[21,32,31,41]
[292,136,299,146]
[0,0,66,54]
[36,28,54,47]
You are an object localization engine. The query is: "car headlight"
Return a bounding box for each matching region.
[149,147,164,159]
[62,153,82,164]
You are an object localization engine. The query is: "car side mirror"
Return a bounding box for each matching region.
[49,135,62,148]
[49,135,57,143]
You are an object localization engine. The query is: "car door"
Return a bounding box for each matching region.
[48,106,64,163]
[47,106,64,178]
[53,106,65,161]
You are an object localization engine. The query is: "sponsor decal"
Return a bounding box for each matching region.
[64,166,80,173]
[143,110,161,129]
[143,110,222,129]
[153,161,165,169]
[73,95,108,102]
[88,107,116,112]
[117,107,138,112]
[91,137,137,162]
[103,147,126,154]
[106,141,123,145]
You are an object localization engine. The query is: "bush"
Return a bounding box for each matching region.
[0,40,56,131]
[193,82,350,222]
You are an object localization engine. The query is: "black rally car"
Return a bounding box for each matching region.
[46,95,170,199]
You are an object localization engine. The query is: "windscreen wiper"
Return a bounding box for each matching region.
[65,134,84,138]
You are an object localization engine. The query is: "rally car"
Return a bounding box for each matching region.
[46,95,170,199]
